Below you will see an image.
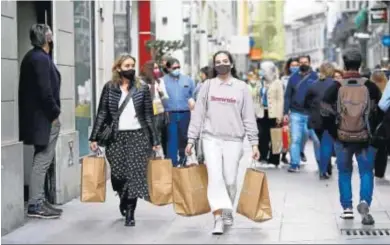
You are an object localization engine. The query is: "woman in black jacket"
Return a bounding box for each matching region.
[304,62,337,180]
[89,53,160,227]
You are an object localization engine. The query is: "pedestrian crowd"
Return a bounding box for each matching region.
[18,24,390,236]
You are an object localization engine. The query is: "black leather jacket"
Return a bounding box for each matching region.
[89,81,160,146]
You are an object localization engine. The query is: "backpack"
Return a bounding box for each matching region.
[336,77,371,143]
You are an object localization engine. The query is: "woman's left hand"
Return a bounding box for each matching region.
[252,145,260,160]
[152,145,161,151]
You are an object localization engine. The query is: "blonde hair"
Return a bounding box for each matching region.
[111,53,142,88]
[318,62,335,80]
[371,70,388,92]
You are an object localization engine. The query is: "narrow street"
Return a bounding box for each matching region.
[2,142,390,244]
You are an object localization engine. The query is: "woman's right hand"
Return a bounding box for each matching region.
[185,143,193,156]
[90,141,98,152]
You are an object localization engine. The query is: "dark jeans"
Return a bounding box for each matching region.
[257,110,280,166]
[314,129,335,175]
[374,140,389,178]
[334,141,376,209]
[166,111,191,166]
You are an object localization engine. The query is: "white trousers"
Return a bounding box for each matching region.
[203,137,243,212]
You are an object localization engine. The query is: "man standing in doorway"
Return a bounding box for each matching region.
[19,24,62,219]
[283,55,319,172]
[163,58,195,166]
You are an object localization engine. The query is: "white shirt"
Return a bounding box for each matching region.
[118,88,142,130]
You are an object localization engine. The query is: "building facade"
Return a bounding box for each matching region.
[1,0,145,235]
[285,9,327,69]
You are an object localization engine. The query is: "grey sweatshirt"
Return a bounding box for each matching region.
[187,77,259,145]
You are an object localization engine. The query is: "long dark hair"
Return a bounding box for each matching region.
[211,50,239,79]
[200,66,211,80]
[141,60,157,84]
[283,57,299,76]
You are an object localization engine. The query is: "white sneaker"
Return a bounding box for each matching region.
[222,210,234,226]
[212,216,224,235]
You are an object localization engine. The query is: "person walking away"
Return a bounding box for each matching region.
[371,71,388,181]
[186,50,260,235]
[321,48,382,225]
[19,24,62,219]
[283,55,319,172]
[163,58,195,166]
[194,66,211,101]
[89,53,161,227]
[280,57,299,163]
[304,63,337,180]
[254,62,284,167]
[141,60,169,157]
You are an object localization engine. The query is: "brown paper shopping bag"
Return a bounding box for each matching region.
[270,127,283,155]
[237,167,272,222]
[172,164,210,216]
[81,155,106,202]
[147,157,173,206]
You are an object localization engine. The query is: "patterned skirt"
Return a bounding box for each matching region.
[106,129,152,200]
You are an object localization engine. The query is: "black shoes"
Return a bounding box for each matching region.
[300,152,307,162]
[118,192,126,217]
[357,201,375,225]
[125,204,136,227]
[319,173,330,180]
[27,202,61,219]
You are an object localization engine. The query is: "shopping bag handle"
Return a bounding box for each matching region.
[250,160,264,173]
[94,147,104,157]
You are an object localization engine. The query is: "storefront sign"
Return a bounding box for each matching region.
[370,7,388,24]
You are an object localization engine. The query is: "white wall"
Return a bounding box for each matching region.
[155,0,184,66]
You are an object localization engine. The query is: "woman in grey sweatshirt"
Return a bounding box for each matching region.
[185,50,260,235]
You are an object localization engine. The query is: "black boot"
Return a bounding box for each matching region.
[118,193,126,217]
[124,198,137,227]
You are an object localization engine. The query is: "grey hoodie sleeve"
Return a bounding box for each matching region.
[187,80,209,144]
[241,86,259,145]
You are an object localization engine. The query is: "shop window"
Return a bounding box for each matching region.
[114,0,132,57]
[74,1,93,157]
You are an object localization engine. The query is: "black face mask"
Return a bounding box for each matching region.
[215,64,231,75]
[49,41,54,51]
[299,65,310,73]
[120,69,135,80]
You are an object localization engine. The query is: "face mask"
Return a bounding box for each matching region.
[290,67,299,74]
[299,65,310,73]
[243,75,247,80]
[215,64,231,75]
[171,69,180,77]
[120,69,135,80]
[153,69,161,78]
[258,70,264,77]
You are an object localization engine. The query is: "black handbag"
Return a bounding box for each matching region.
[97,87,135,146]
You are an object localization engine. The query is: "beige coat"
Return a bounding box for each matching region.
[249,80,284,120]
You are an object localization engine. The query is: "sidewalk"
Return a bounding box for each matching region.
[2,142,390,244]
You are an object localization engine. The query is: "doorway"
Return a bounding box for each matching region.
[17,1,54,203]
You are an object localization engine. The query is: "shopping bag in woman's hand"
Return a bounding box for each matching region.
[236,161,272,222]
[282,122,290,152]
[147,150,173,206]
[172,164,210,216]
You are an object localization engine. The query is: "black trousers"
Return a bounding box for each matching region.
[257,110,280,166]
[375,140,389,178]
